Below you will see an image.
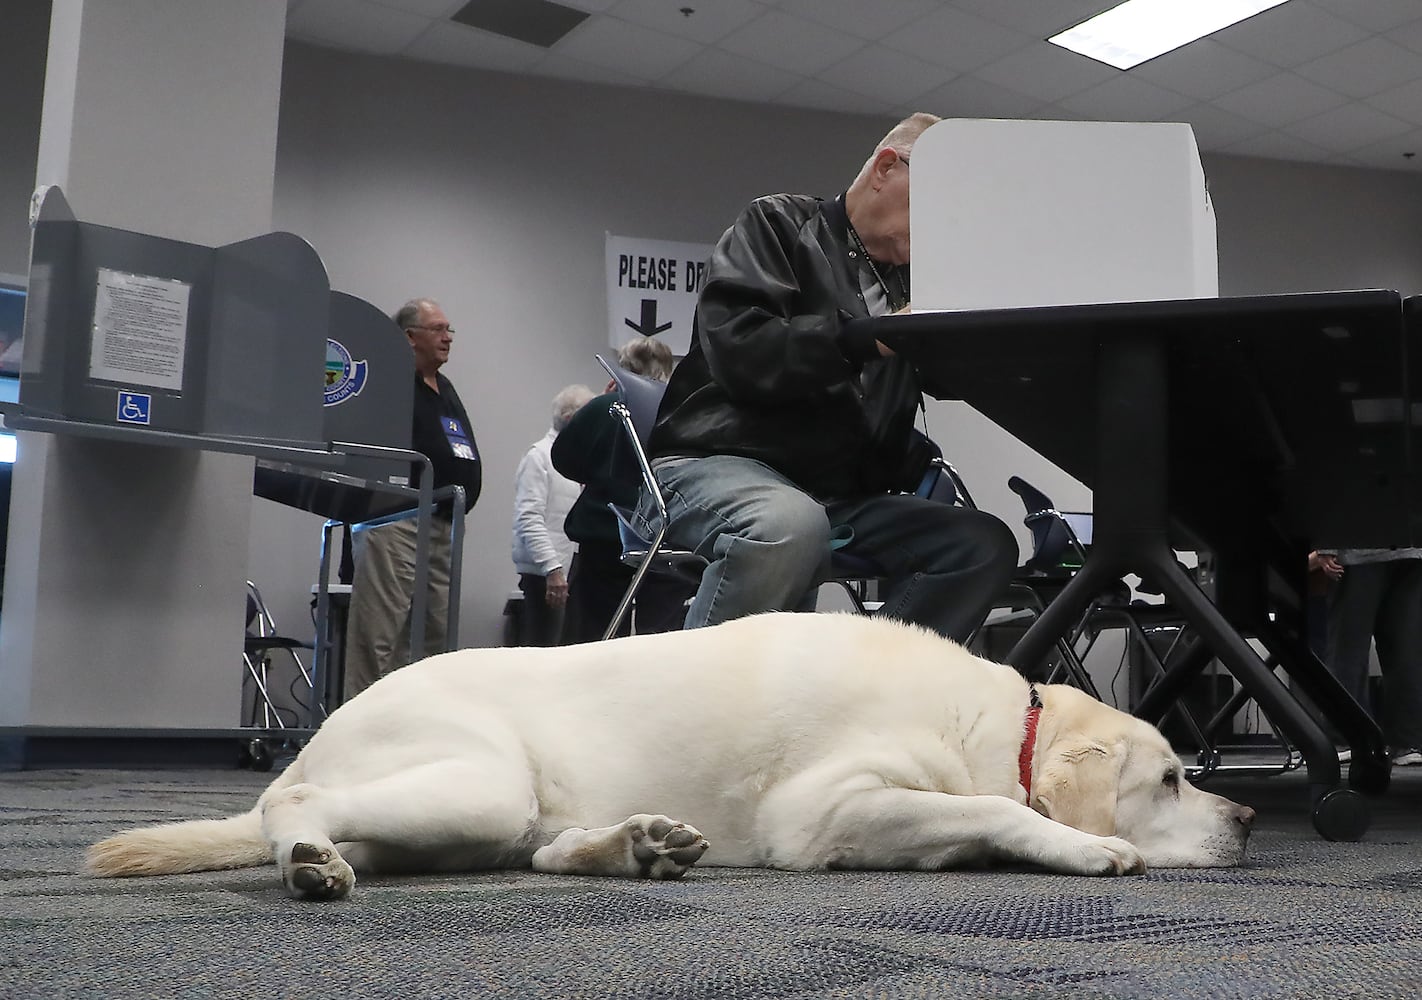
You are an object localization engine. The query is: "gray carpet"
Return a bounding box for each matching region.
[2,765,1420,999]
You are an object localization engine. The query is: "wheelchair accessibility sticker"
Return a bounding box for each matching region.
[324,338,368,406]
[116,391,151,425]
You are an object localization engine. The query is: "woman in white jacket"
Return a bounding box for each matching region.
[511,384,594,645]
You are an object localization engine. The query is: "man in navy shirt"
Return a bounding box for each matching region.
[344,298,481,701]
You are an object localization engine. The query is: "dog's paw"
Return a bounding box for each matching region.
[281,841,355,900]
[626,814,710,880]
[1071,836,1147,876]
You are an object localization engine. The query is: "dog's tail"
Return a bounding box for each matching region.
[86,810,271,877]
[86,765,299,877]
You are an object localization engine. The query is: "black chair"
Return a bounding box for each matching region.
[595,355,906,639]
[998,476,1269,772]
[243,581,323,732]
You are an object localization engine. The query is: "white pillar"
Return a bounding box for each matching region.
[0,0,288,734]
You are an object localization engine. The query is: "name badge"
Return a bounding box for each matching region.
[443,417,478,461]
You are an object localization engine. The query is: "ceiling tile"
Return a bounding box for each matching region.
[819,43,950,106]
[1023,104,1089,123]
[1282,102,1415,153]
[555,0,620,11]
[407,20,545,71]
[1293,37,1422,99]
[772,0,941,43]
[1347,127,1422,171]
[953,0,1111,37]
[915,75,1046,120]
[975,43,1117,104]
[1307,0,1422,33]
[287,0,432,54]
[1386,18,1422,57]
[553,13,701,80]
[1173,103,1263,152]
[1211,72,1350,126]
[879,7,1033,74]
[1057,73,1196,122]
[659,46,802,104]
[1223,129,1333,162]
[529,49,643,87]
[718,10,867,77]
[1214,2,1370,69]
[366,0,464,16]
[606,0,764,44]
[1131,39,1279,103]
[282,0,1422,174]
[1366,78,1422,127]
[774,78,893,117]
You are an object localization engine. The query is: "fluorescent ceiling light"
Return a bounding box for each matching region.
[1048,0,1293,70]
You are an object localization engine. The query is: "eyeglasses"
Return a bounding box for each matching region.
[407,323,455,334]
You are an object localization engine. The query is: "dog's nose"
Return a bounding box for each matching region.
[1233,805,1256,830]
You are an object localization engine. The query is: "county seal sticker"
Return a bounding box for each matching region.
[324,338,368,406]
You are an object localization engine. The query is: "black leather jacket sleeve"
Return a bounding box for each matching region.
[698,195,865,404]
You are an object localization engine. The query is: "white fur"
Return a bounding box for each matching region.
[87,613,1252,899]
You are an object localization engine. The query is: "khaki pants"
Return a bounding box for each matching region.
[342,516,453,702]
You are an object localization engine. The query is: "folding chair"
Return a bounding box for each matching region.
[243,581,324,732]
[595,354,893,639]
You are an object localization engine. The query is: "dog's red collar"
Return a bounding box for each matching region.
[1019,685,1043,798]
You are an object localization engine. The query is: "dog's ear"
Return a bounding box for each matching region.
[1031,739,1124,837]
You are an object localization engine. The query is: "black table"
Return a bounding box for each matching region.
[879,290,1411,839]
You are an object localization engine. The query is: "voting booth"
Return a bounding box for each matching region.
[16,187,329,448]
[911,119,1217,313]
[0,188,453,765]
[908,119,1217,530]
[893,120,1394,838]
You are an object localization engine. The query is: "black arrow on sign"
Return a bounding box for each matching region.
[625,298,673,337]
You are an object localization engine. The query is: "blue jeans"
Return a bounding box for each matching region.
[638,455,1018,642]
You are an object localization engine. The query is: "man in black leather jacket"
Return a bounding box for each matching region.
[640,112,1017,642]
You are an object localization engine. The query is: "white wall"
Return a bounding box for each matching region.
[5,17,1422,656]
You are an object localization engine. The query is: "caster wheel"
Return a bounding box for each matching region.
[1311,787,1370,842]
[247,739,274,772]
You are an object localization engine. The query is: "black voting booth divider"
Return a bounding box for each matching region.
[879,289,1413,841]
[0,187,459,765]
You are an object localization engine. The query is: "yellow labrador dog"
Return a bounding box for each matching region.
[87,613,1253,899]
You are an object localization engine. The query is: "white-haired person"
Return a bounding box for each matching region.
[511,384,595,646]
[638,113,1018,642]
[345,298,480,701]
[552,337,693,643]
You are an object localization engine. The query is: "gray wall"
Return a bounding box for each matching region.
[0,0,50,277]
[4,12,1421,655]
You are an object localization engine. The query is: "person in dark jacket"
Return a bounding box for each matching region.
[552,337,692,643]
[641,112,1017,642]
[344,298,480,700]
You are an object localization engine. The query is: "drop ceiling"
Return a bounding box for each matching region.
[285,0,1422,172]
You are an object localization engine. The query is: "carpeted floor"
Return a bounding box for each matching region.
[2,765,1420,999]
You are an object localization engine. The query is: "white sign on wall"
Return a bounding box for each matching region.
[605,233,713,357]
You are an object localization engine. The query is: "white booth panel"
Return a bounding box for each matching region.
[911,118,1217,312]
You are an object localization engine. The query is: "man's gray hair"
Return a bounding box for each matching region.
[393,298,439,330]
[616,337,675,382]
[855,112,943,182]
[551,384,596,432]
